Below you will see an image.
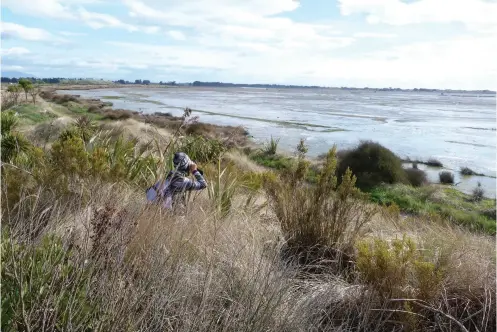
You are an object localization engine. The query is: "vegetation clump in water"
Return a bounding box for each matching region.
[439,171,455,184]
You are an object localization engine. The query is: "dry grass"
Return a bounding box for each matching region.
[224,150,267,173]
[3,172,495,332]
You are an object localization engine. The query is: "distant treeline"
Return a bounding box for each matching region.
[339,86,495,93]
[1,76,494,93]
[191,81,321,88]
[113,79,177,85]
[1,77,112,84]
[1,77,64,84]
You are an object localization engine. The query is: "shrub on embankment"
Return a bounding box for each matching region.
[405,167,428,187]
[439,171,455,184]
[336,141,409,190]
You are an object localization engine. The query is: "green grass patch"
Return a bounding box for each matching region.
[370,184,496,234]
[64,102,104,120]
[250,152,295,171]
[11,104,58,124]
[66,101,89,114]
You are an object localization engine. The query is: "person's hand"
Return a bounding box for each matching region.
[189,163,198,173]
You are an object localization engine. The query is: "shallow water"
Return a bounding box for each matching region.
[58,87,496,198]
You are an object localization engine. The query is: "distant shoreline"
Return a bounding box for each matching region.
[1,77,495,94]
[43,84,496,95]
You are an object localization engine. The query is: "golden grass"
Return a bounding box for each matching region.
[3,173,495,331]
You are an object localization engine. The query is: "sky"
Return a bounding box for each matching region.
[1,0,496,89]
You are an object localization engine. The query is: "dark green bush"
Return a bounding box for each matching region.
[426,158,443,167]
[460,167,484,176]
[439,171,454,184]
[406,168,427,187]
[472,182,485,202]
[337,141,408,191]
[88,105,102,113]
[102,109,133,120]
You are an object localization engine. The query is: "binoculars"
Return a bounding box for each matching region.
[190,161,203,176]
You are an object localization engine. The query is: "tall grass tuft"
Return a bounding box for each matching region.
[263,136,280,155]
[206,158,239,217]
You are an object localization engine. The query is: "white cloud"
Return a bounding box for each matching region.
[1,65,25,71]
[98,32,495,90]
[338,0,497,33]
[78,7,160,33]
[123,0,350,56]
[2,0,160,33]
[143,26,160,34]
[2,0,495,89]
[168,30,186,40]
[2,0,73,19]
[60,31,88,36]
[353,32,396,39]
[1,47,30,56]
[0,0,98,19]
[78,7,134,31]
[1,22,67,43]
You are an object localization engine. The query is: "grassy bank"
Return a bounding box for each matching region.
[1,88,496,331]
[371,184,496,234]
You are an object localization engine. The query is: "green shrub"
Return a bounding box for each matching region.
[406,168,427,187]
[0,111,31,162]
[439,171,454,184]
[1,232,97,331]
[51,136,90,177]
[185,122,216,136]
[176,135,227,164]
[263,136,280,155]
[426,158,443,167]
[460,167,475,175]
[265,145,377,262]
[102,109,133,120]
[337,141,408,191]
[356,235,446,300]
[88,105,102,113]
[472,182,485,202]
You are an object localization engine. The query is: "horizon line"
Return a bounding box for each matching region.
[0,74,495,93]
